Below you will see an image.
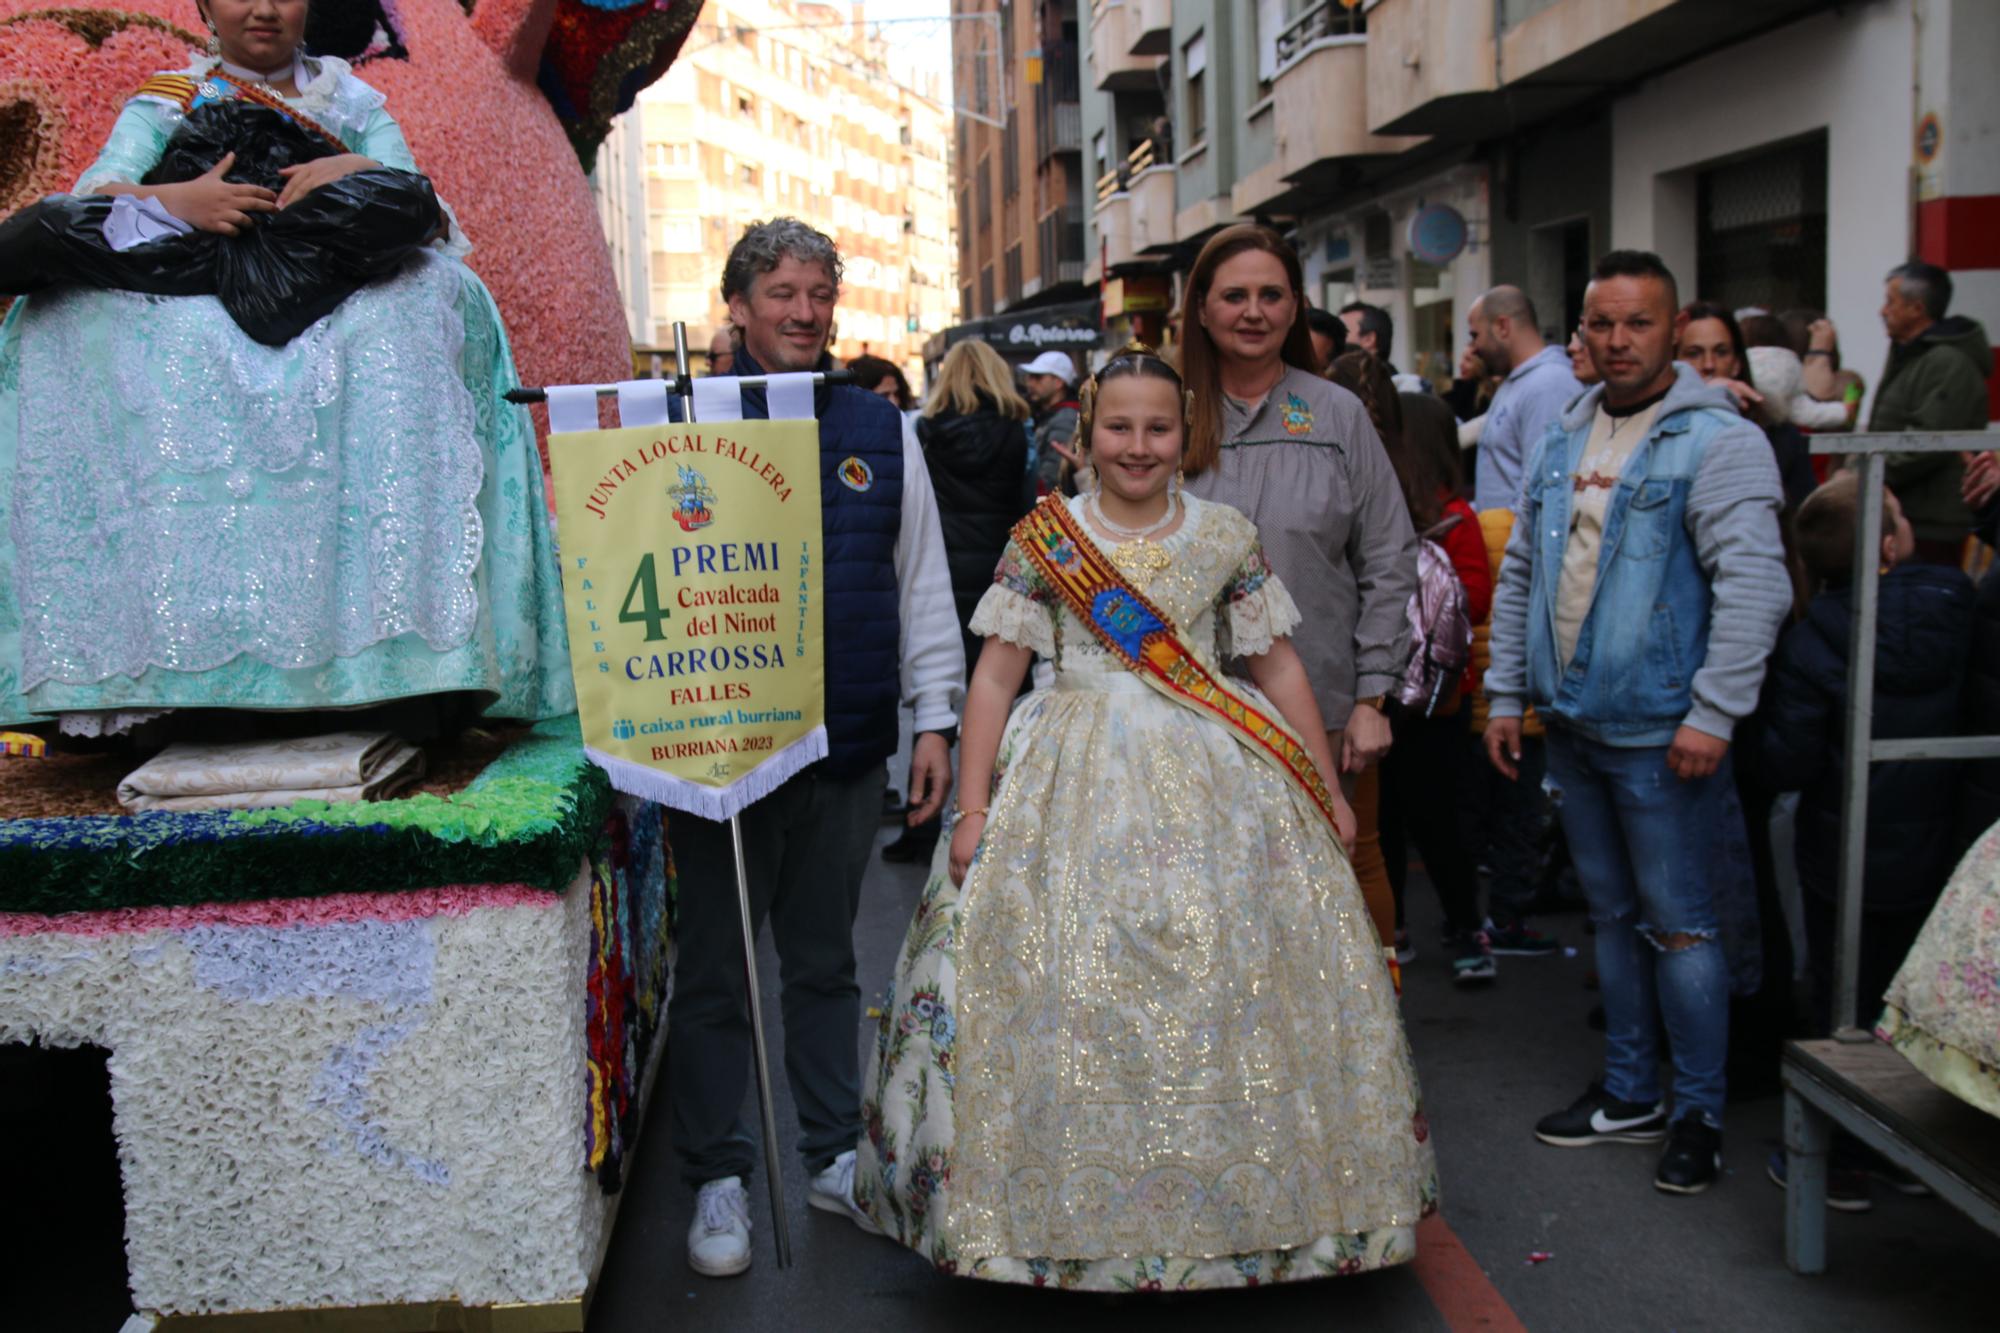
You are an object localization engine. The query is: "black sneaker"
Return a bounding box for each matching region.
[1534,1082,1668,1147]
[1484,918,1560,956]
[1450,931,1496,986]
[1765,1149,1872,1212]
[1655,1115,1723,1195]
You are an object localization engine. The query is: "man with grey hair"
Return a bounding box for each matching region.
[1467,284,1581,511]
[1864,259,1993,562]
[671,217,964,1277]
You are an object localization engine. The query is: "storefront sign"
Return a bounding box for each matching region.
[548,416,826,819]
[1103,275,1172,317]
[940,299,1103,362]
[1407,203,1468,266]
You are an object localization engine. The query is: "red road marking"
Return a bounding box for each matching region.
[1413,1213,1531,1332]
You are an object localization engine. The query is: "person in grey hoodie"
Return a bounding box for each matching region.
[1483,251,1791,1198]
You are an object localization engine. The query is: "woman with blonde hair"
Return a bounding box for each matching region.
[1180,224,1418,963]
[884,340,1036,862]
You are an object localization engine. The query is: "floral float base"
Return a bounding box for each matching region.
[0,799,672,1317]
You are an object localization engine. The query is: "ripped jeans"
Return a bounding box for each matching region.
[1546,726,1730,1127]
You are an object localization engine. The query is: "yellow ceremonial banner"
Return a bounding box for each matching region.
[548,418,824,819]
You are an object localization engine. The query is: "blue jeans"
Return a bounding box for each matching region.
[1546,727,1731,1127]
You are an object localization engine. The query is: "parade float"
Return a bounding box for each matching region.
[0,2,700,1326]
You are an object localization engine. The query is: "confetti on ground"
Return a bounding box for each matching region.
[1526,1251,1554,1265]
[1563,947,1579,957]
[865,1007,884,1020]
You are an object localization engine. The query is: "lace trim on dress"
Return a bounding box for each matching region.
[1223,565,1303,659]
[969,583,1057,659]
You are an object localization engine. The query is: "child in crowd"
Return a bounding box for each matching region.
[1756,473,1973,1207]
[855,346,1437,1289]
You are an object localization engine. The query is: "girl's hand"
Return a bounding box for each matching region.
[275,153,377,209]
[947,812,985,886]
[163,153,276,234]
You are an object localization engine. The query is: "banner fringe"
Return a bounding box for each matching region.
[584,726,829,822]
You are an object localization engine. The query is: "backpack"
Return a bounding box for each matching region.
[1396,514,1474,717]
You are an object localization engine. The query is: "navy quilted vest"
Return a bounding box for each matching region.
[683,348,903,775]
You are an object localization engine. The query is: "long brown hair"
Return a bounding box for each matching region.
[1331,349,1441,530]
[1179,225,1318,476]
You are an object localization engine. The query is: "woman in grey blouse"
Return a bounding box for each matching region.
[1181,225,1418,944]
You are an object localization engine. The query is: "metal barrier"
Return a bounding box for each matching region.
[1785,428,2000,1275]
[1817,431,2000,1036]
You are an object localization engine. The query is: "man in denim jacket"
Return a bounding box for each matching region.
[1484,251,1790,1196]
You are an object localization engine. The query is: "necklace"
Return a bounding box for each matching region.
[1086,492,1179,586]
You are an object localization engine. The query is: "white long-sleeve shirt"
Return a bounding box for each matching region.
[896,415,966,733]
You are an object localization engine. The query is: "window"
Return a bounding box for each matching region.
[1183,32,1207,150]
[1256,0,1284,83]
[979,266,995,316]
[1696,133,1829,315]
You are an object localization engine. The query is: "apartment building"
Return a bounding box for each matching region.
[949,0,1090,336]
[1078,0,1997,419]
[599,0,958,382]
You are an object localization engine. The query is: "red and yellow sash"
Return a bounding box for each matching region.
[132,71,347,154]
[1012,497,1346,842]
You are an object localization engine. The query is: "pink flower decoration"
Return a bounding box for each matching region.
[0,0,637,438]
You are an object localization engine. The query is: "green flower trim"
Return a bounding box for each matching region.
[0,716,612,915]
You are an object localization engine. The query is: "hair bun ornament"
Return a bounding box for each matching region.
[1118,339,1160,359]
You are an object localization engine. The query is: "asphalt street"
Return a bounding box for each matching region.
[587,817,1996,1333]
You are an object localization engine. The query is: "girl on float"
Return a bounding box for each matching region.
[0,0,571,730]
[854,345,1437,1291]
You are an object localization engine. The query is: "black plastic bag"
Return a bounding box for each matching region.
[0,101,441,345]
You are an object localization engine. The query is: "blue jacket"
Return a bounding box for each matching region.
[1486,364,1791,747]
[676,347,905,775]
[1752,565,1974,910]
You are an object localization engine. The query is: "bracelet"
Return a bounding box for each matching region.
[1803,348,1833,358]
[956,806,989,821]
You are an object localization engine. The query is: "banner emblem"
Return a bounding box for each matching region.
[671,464,718,531]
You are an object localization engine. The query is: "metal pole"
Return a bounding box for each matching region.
[672,321,793,1266]
[1831,452,1884,1041]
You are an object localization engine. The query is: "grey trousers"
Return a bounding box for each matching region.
[666,763,885,1187]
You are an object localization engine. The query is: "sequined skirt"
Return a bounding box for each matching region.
[857,677,1438,1289]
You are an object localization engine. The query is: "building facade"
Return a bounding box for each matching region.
[1069,0,1996,422]
[602,0,958,381]
[950,0,1089,333]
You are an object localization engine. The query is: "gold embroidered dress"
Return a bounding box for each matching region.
[857,494,1437,1290]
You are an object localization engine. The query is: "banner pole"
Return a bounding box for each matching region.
[673,321,793,1268]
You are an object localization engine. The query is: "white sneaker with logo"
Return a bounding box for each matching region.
[807,1148,883,1235]
[687,1176,752,1277]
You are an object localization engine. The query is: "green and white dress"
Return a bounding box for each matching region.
[0,54,572,728]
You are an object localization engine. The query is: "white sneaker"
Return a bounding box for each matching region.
[687,1176,752,1277]
[807,1148,882,1235]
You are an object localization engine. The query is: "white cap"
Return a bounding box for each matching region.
[1019,350,1076,381]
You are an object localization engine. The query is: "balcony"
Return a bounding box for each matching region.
[1095,172,1135,270]
[1125,140,1179,253]
[1128,0,1171,56]
[1035,41,1083,164]
[1089,1,1162,93]
[1232,31,1423,216]
[1368,0,1844,137]
[1038,204,1087,288]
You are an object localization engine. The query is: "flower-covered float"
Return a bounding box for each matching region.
[0,2,701,1326]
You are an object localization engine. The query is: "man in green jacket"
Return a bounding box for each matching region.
[1865,261,1994,561]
